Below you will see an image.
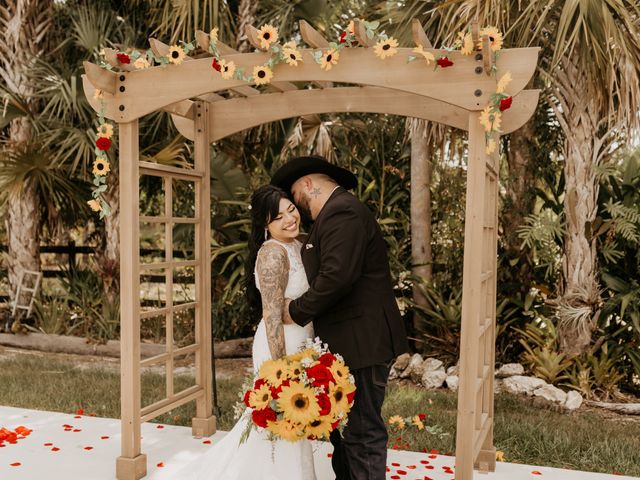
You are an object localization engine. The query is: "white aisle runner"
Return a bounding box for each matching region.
[0,406,636,480]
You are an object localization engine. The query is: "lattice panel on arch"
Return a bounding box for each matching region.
[138,162,205,423]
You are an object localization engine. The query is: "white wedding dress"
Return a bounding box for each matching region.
[192,238,317,480]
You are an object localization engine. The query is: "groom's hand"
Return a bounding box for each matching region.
[282,299,295,325]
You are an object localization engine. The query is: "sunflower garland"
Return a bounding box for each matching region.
[91,22,507,218]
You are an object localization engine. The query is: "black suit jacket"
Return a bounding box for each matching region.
[289,187,409,370]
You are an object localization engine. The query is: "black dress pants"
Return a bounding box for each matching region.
[330,360,392,480]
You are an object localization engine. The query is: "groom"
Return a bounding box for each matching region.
[271,155,409,480]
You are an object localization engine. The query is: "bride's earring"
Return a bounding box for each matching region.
[264,229,268,241]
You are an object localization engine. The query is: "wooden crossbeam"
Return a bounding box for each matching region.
[353,20,376,47]
[83,61,117,94]
[170,87,539,141]
[411,19,433,48]
[151,37,260,98]
[299,19,329,48]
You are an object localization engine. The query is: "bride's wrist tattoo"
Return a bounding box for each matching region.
[256,244,289,359]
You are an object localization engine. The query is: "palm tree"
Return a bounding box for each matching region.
[0,0,54,309]
[382,0,640,354]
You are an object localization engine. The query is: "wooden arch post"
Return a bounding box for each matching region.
[82,20,539,480]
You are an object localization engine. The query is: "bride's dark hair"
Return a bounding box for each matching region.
[245,184,289,323]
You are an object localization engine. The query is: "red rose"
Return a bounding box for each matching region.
[436,57,454,68]
[499,96,513,111]
[339,32,347,44]
[347,390,355,404]
[243,390,252,407]
[316,392,331,416]
[254,378,267,389]
[270,379,290,399]
[96,137,111,151]
[211,58,221,72]
[318,353,336,367]
[418,413,427,421]
[331,419,341,430]
[251,407,277,428]
[306,363,335,389]
[116,53,130,64]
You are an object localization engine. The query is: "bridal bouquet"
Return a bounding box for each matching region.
[241,338,356,442]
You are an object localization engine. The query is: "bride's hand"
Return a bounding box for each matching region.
[282,299,295,325]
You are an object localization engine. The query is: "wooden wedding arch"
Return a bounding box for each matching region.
[81,19,539,480]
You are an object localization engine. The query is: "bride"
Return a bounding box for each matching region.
[192,184,317,479]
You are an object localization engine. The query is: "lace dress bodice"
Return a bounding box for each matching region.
[255,238,309,300]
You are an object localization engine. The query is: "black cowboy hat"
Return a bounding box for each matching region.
[270,155,357,193]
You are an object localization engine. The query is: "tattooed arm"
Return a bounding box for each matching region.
[256,243,290,359]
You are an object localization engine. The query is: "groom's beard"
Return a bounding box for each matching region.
[296,192,313,224]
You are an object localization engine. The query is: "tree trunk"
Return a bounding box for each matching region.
[550,60,603,356]
[1,0,52,311]
[97,166,120,303]
[235,0,258,53]
[502,121,537,295]
[408,118,433,320]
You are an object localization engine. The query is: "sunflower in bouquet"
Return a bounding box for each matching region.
[242,338,356,442]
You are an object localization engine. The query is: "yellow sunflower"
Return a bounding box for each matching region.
[485,138,497,155]
[248,383,273,409]
[285,360,303,379]
[257,24,279,50]
[209,27,219,43]
[253,65,273,85]
[219,59,236,80]
[320,48,340,71]
[283,47,303,67]
[304,417,333,439]
[479,26,503,51]
[259,358,290,385]
[412,45,435,64]
[282,41,297,50]
[168,45,186,65]
[328,381,355,415]
[328,362,350,385]
[459,31,474,55]
[92,158,111,176]
[133,57,150,70]
[289,348,317,362]
[97,123,113,139]
[412,415,425,430]
[277,382,320,425]
[479,106,502,133]
[388,415,406,429]
[374,37,399,59]
[87,199,101,212]
[268,419,304,442]
[496,71,512,94]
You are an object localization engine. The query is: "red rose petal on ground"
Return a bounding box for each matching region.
[428,455,437,459]
[157,462,164,468]
[392,462,400,467]
[10,462,21,467]
[532,472,542,475]
[44,443,53,446]
[390,476,400,480]
[386,466,390,472]
[396,470,407,475]
[100,436,109,440]
[63,424,73,428]
[51,447,60,452]
[73,429,81,432]
[425,465,434,469]
[88,413,96,417]
[327,453,332,458]
[84,446,93,450]
[156,425,164,429]
[407,465,416,469]
[74,415,82,419]
[202,440,212,444]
